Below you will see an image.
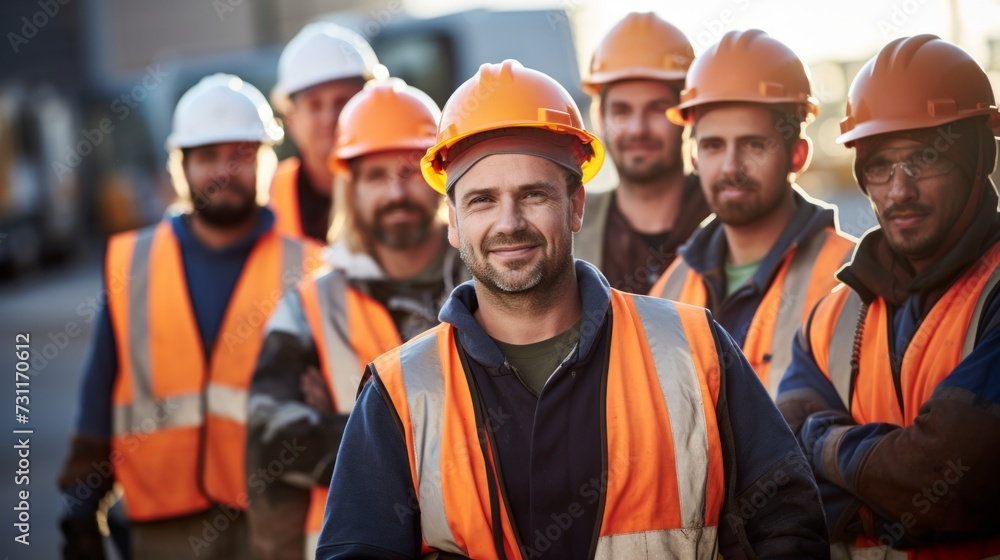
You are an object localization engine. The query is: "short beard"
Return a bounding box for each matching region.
[371,202,434,250]
[190,185,258,227]
[459,221,575,312]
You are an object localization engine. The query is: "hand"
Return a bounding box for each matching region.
[60,515,107,560]
[800,410,856,469]
[300,366,333,413]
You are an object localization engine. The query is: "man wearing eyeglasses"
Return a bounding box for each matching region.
[776,35,1000,558]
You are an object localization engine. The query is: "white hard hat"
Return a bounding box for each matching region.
[166,73,284,150]
[272,22,381,108]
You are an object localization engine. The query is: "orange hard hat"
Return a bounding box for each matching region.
[329,78,441,174]
[667,29,818,125]
[837,35,1000,145]
[420,59,604,194]
[581,12,694,95]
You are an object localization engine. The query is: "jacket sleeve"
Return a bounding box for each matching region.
[784,296,1000,546]
[711,318,830,560]
[316,368,421,560]
[59,262,117,519]
[245,289,351,559]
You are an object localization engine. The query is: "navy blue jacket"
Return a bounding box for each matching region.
[678,190,841,346]
[318,261,829,559]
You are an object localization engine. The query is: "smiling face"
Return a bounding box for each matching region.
[601,80,684,185]
[448,153,584,295]
[860,137,970,260]
[353,149,441,250]
[692,103,805,227]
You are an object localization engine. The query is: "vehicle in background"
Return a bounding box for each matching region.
[0,84,82,275]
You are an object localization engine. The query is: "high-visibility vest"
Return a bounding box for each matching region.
[106,220,321,522]
[376,290,726,559]
[297,270,403,540]
[651,226,854,395]
[271,157,304,239]
[807,241,1000,560]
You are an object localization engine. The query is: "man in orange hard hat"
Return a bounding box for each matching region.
[778,35,1000,558]
[317,60,828,559]
[576,12,710,294]
[269,23,382,242]
[246,80,467,560]
[649,30,855,398]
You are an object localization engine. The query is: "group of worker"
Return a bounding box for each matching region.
[57,11,1000,560]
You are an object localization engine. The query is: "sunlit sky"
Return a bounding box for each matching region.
[404,0,1000,67]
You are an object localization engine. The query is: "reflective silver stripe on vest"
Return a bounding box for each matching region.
[766,230,831,395]
[397,333,463,555]
[314,272,364,412]
[112,393,203,435]
[126,226,156,413]
[574,189,614,268]
[826,289,864,409]
[205,383,248,424]
[963,261,1000,357]
[594,526,719,560]
[280,237,304,291]
[656,260,691,301]
[632,296,710,530]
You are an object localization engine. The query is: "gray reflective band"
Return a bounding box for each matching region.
[827,290,864,409]
[314,273,363,412]
[127,227,157,407]
[206,383,248,424]
[574,190,613,268]
[632,296,710,529]
[112,393,203,435]
[964,262,1000,357]
[656,260,691,301]
[280,238,304,291]
[594,526,718,559]
[397,334,463,554]
[768,231,830,396]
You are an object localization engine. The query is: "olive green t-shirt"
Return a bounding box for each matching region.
[492,319,582,395]
[724,258,763,297]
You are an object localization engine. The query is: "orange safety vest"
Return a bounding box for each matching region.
[650,227,854,395]
[808,241,1000,560]
[270,157,304,239]
[377,291,726,559]
[106,221,321,522]
[297,270,403,539]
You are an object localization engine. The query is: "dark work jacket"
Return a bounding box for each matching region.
[317,261,829,559]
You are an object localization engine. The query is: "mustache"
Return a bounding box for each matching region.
[620,137,662,149]
[482,230,545,252]
[712,175,759,192]
[376,201,427,219]
[882,203,933,220]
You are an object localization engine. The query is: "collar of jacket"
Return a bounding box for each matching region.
[838,180,1000,308]
[172,205,276,254]
[678,187,838,299]
[438,259,612,371]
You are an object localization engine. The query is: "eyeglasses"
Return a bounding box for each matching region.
[862,150,957,186]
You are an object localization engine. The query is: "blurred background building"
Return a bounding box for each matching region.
[0,0,998,557]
